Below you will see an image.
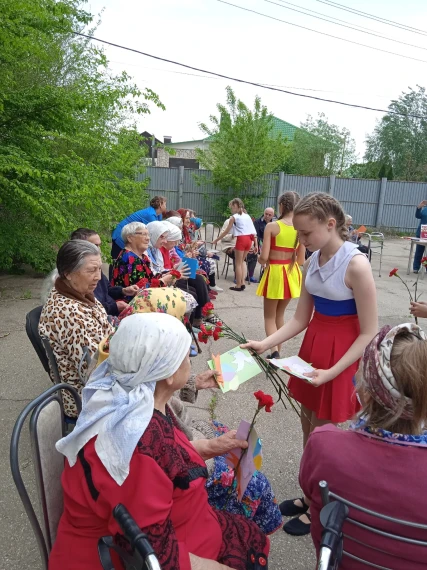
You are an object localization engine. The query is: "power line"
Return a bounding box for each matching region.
[314,0,427,37]
[216,0,427,64]
[267,0,427,52]
[72,31,427,119]
[109,58,392,99]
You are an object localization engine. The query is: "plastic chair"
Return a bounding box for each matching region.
[317,480,427,570]
[26,306,92,385]
[10,383,82,570]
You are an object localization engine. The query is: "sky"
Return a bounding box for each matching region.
[86,0,427,158]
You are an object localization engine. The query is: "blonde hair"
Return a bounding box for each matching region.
[229,198,246,215]
[293,192,348,241]
[278,191,300,220]
[358,329,427,434]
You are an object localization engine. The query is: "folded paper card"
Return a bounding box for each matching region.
[182,257,198,278]
[269,355,315,384]
[225,419,263,500]
[208,347,262,393]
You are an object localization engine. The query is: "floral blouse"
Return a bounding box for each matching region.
[111,249,162,289]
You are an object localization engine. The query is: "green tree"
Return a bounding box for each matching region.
[196,86,290,216]
[283,113,357,176]
[0,0,164,271]
[365,86,427,181]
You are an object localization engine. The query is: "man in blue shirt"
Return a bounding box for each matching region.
[254,207,276,246]
[111,195,167,259]
[414,199,427,272]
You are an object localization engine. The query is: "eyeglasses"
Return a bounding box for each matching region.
[133,232,146,236]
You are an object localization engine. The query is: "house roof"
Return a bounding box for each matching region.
[269,117,299,141]
[170,116,299,146]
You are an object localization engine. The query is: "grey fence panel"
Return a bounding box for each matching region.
[334,178,381,227]
[136,166,427,231]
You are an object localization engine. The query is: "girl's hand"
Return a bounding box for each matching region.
[305,368,334,386]
[240,340,267,354]
[410,301,427,318]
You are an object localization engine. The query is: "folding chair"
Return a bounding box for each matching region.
[26,306,92,385]
[317,480,427,570]
[358,232,384,277]
[10,383,82,570]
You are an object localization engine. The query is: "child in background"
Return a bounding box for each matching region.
[256,192,305,359]
[214,198,257,291]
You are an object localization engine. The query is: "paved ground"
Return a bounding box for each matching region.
[0,237,422,570]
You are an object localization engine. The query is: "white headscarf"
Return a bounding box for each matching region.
[56,313,191,485]
[147,221,170,272]
[163,220,182,242]
[167,216,183,229]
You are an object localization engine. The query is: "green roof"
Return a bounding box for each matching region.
[269,116,299,141]
[171,116,298,146]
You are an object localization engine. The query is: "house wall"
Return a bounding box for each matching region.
[157,148,200,168]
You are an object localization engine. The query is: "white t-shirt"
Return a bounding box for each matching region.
[232,213,256,236]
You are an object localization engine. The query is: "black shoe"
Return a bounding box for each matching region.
[266,351,280,361]
[282,513,311,536]
[279,497,309,516]
[229,286,244,291]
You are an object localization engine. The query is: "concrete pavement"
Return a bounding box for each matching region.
[0,238,422,570]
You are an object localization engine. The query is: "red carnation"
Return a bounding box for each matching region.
[389,268,398,277]
[170,269,181,279]
[254,390,274,413]
[151,278,161,288]
[198,331,209,344]
[202,301,215,316]
[422,257,427,267]
[213,330,222,341]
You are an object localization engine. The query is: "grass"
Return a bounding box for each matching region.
[20,289,32,299]
[208,392,219,420]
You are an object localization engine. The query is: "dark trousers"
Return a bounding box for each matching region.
[176,274,209,319]
[110,239,122,281]
[414,244,426,271]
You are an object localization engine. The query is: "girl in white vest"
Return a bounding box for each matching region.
[243,192,378,536]
[214,198,257,291]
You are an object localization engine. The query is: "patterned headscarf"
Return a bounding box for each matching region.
[56,312,191,485]
[361,323,426,420]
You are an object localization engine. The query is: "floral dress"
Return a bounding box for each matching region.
[111,249,158,289]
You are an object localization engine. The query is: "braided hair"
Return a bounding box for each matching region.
[293,192,348,241]
[278,191,300,219]
[229,198,246,215]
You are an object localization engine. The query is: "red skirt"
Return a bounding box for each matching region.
[288,312,361,423]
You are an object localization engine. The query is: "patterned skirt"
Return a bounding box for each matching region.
[205,421,282,535]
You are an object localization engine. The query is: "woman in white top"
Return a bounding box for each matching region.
[243,192,378,536]
[214,198,257,291]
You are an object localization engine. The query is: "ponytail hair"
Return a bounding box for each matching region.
[229,198,246,215]
[293,192,348,241]
[278,191,300,220]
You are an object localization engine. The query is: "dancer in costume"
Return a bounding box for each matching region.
[243,192,378,536]
[213,198,257,292]
[256,192,305,360]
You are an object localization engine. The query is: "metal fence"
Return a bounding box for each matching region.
[137,167,427,231]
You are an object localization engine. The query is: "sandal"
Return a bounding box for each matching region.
[279,497,309,517]
[282,513,311,536]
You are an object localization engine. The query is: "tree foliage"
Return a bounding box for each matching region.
[196,86,290,216]
[282,113,357,176]
[0,0,164,271]
[365,86,427,182]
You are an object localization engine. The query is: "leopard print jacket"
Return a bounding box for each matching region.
[39,288,113,417]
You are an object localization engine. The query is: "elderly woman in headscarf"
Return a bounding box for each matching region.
[176,209,223,293]
[147,220,211,327]
[299,323,427,570]
[96,288,283,535]
[50,313,269,570]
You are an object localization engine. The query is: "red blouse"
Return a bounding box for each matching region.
[49,409,268,570]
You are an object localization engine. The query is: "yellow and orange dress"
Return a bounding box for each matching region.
[256,220,302,299]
